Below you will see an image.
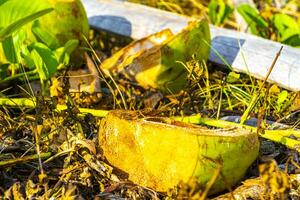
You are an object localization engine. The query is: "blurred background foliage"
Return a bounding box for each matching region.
[130,0,300,47]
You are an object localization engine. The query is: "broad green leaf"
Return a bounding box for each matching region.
[273,14,300,46]
[237,4,269,37]
[1,29,27,64]
[61,39,79,63]
[208,0,233,26]
[54,47,65,70]
[31,21,59,50]
[1,36,17,63]
[63,40,79,56]
[13,30,28,63]
[282,34,300,47]
[55,39,79,67]
[273,14,299,36]
[21,46,35,69]
[0,0,53,40]
[31,42,58,80]
[31,49,45,80]
[0,63,9,79]
[0,0,8,7]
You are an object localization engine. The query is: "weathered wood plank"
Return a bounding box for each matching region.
[82,0,300,92]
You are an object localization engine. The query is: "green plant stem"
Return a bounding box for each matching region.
[0,98,109,117]
[0,98,300,152]
[0,69,37,84]
[0,152,51,168]
[178,115,300,138]
[174,115,300,152]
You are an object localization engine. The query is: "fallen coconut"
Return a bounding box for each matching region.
[0,0,89,64]
[29,0,89,64]
[101,19,210,94]
[36,0,89,47]
[99,110,259,195]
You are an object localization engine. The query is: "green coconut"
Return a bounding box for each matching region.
[37,0,89,46]
[0,0,89,64]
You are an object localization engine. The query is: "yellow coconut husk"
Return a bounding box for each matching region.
[101,19,210,94]
[99,110,259,195]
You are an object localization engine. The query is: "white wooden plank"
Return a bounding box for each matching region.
[82,0,300,92]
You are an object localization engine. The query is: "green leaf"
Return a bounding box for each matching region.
[55,39,79,67]
[31,21,59,50]
[0,63,9,79]
[1,29,28,64]
[20,46,35,69]
[276,90,288,112]
[0,0,53,40]
[208,0,233,26]
[31,49,45,80]
[282,34,300,47]
[237,4,269,37]
[0,0,9,7]
[30,42,59,80]
[273,14,299,36]
[226,71,240,83]
[273,14,300,46]
[63,40,79,56]
[1,36,17,63]
[277,90,288,105]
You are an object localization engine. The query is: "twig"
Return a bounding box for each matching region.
[240,46,283,124]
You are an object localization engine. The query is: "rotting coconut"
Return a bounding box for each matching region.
[99,110,259,195]
[101,19,210,94]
